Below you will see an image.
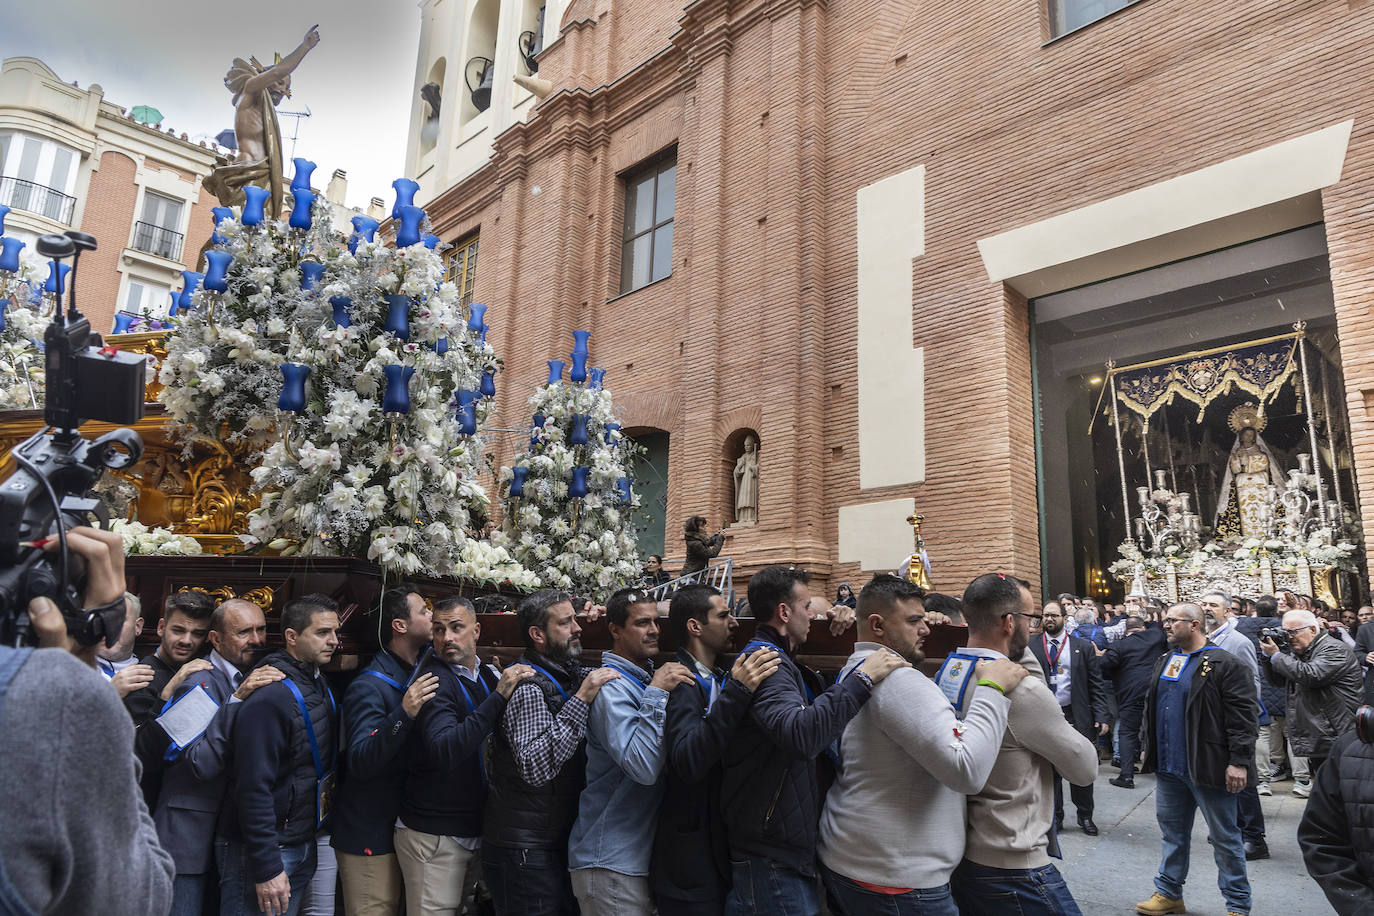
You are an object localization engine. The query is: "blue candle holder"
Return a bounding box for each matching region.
[392,178,420,218]
[384,294,411,341]
[349,215,380,253]
[177,271,204,310]
[588,367,607,389]
[289,190,315,231]
[167,291,179,317]
[546,360,565,386]
[423,233,441,250]
[455,389,479,435]
[300,261,326,291]
[0,204,9,237]
[570,466,590,500]
[509,466,529,497]
[278,363,311,413]
[210,206,234,245]
[603,422,621,445]
[394,205,425,248]
[0,237,24,274]
[616,476,633,504]
[480,367,496,399]
[430,336,449,356]
[203,250,233,293]
[570,329,590,383]
[241,186,271,226]
[0,300,8,333]
[570,414,589,446]
[530,413,546,449]
[467,303,488,342]
[290,158,317,192]
[382,365,415,415]
[112,312,136,334]
[329,296,352,329]
[45,262,71,297]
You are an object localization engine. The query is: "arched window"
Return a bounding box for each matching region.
[461,0,500,122]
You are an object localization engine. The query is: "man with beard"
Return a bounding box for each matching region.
[819,575,1027,915]
[218,594,341,916]
[651,584,781,916]
[397,597,535,916]
[1136,603,1256,916]
[948,574,1097,916]
[152,598,285,915]
[569,588,696,914]
[482,590,620,915]
[1030,601,1109,836]
[125,591,216,726]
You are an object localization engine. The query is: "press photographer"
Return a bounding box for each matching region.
[1261,609,1363,775]
[0,232,172,915]
[1298,706,1374,914]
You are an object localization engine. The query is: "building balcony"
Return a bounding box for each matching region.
[0,175,76,225]
[130,221,185,262]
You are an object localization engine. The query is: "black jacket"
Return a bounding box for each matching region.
[400,657,506,838]
[719,625,871,877]
[682,532,724,577]
[1263,631,1363,759]
[652,648,754,906]
[1236,617,1287,718]
[128,652,181,811]
[1099,626,1167,708]
[1355,621,1374,706]
[219,651,337,883]
[1298,731,1374,915]
[1140,645,1258,789]
[330,648,419,856]
[1028,632,1109,737]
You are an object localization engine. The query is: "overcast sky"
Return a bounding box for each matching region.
[5,0,421,211]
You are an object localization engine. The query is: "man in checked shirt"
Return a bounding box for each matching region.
[481,590,620,915]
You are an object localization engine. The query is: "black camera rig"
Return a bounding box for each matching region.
[0,231,147,647]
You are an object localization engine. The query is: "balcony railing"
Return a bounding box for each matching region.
[131,221,185,261]
[0,175,76,225]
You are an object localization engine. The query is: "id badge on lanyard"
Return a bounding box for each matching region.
[1160,652,1189,682]
[284,678,337,830]
[934,652,982,718]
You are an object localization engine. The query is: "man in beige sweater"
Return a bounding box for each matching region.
[946,573,1100,916]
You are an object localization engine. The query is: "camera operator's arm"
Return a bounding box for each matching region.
[1267,638,1347,688]
[29,526,127,660]
[1298,735,1374,914]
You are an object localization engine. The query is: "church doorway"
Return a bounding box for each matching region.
[1031,224,1364,606]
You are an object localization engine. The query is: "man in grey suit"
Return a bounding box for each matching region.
[153,598,284,915]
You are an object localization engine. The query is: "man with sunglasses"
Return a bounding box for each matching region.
[1136,603,1257,916]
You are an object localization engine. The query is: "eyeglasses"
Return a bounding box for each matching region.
[1163,617,1196,626]
[1010,612,1044,628]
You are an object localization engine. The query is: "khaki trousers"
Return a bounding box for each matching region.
[336,849,402,916]
[394,824,480,916]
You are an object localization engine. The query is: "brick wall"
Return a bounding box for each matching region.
[79,149,139,330]
[426,0,1374,597]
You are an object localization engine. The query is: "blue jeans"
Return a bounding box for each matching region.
[216,837,317,916]
[169,874,207,916]
[950,860,1082,916]
[820,862,957,916]
[1153,771,1250,913]
[481,845,579,916]
[725,857,819,916]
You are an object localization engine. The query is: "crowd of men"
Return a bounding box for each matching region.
[6,543,1374,916]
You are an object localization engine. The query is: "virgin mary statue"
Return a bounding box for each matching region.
[1214,403,1286,542]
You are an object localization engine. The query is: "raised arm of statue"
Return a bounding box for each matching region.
[242,26,320,98]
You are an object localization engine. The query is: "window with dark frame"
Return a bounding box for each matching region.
[444,231,480,307]
[1048,0,1140,39]
[620,151,676,294]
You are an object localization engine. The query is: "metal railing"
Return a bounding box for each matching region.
[0,175,76,224]
[131,221,185,261]
[646,556,735,608]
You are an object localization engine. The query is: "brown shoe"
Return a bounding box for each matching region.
[1136,892,1187,915]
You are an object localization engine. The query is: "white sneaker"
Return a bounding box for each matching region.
[1293,781,1312,798]
[1257,782,1272,796]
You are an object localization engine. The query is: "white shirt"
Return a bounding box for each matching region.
[95,654,137,680]
[1043,632,1072,706]
[207,649,245,704]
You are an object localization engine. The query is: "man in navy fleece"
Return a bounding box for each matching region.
[218,594,341,916]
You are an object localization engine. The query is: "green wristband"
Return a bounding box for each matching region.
[976,678,1006,695]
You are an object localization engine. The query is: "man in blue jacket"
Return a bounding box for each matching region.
[1100,615,1167,789]
[332,585,440,916]
[568,587,695,913]
[720,566,907,916]
[218,594,341,916]
[396,596,533,915]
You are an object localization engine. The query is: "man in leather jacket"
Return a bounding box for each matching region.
[1261,609,1363,775]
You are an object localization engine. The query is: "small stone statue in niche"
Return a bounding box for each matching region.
[733,435,759,526]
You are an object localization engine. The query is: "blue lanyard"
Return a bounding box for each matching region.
[603,662,649,692]
[743,639,815,701]
[363,670,404,691]
[97,659,116,678]
[454,668,490,714]
[527,663,570,701]
[283,678,336,778]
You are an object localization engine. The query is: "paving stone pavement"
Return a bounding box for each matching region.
[1054,763,1336,916]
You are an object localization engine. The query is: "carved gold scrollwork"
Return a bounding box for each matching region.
[177,584,275,611]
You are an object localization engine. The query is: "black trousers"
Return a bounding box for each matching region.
[1117,698,1145,780]
[1053,705,1095,820]
[1236,784,1266,842]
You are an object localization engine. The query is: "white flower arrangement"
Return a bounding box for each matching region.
[493,360,644,596]
[158,196,533,585]
[0,249,53,409]
[109,519,204,556]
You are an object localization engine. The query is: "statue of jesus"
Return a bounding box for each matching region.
[203,26,320,218]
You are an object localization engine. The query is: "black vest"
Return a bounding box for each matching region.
[264,650,336,844]
[482,651,587,849]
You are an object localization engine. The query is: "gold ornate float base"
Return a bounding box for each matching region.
[1119,560,1337,606]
